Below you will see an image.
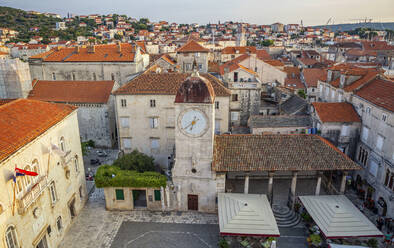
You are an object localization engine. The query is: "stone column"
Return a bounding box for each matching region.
[244,173,250,194]
[268,171,274,205]
[166,185,171,208]
[315,172,322,195]
[340,171,348,194]
[290,171,298,209]
[160,186,165,211]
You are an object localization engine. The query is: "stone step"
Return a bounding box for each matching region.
[272,204,301,228]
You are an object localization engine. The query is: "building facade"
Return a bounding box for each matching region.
[0,99,87,248]
[0,58,32,99]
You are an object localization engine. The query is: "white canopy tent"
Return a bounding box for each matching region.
[218,193,280,237]
[299,195,383,239]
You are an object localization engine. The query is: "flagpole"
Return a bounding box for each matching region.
[12,165,16,216]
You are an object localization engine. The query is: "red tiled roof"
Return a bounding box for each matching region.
[113,73,230,97]
[219,54,250,75]
[221,46,256,55]
[212,134,361,172]
[285,78,305,90]
[355,77,394,112]
[28,80,115,104]
[298,57,319,66]
[176,40,209,53]
[361,41,394,51]
[312,102,361,123]
[0,99,77,162]
[264,60,284,67]
[256,49,272,60]
[30,43,136,62]
[303,68,327,87]
[283,66,301,78]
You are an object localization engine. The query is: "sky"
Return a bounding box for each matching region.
[1,0,394,26]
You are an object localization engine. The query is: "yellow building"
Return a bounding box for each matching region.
[0,99,87,248]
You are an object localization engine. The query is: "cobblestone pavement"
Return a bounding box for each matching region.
[59,188,218,248]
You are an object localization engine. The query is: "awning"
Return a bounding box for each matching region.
[299,195,383,239]
[218,193,280,237]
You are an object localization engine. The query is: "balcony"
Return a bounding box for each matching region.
[17,176,48,214]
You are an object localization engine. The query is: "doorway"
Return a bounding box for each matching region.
[132,190,147,208]
[188,194,198,211]
[69,198,76,219]
[36,235,48,248]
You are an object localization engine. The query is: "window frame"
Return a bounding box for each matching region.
[56,216,63,232]
[5,226,19,248]
[150,99,156,108]
[49,182,57,205]
[115,189,125,200]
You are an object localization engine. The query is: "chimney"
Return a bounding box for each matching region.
[87,45,95,54]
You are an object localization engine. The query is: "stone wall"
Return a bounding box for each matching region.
[0,58,32,98]
[177,53,208,73]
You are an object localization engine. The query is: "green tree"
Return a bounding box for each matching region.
[262,39,274,47]
[297,89,306,99]
[113,150,155,172]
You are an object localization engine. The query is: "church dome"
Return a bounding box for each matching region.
[175,74,215,104]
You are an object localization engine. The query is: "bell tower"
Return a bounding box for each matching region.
[171,69,217,212]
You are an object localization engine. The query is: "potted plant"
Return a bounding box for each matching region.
[308,234,322,247]
[218,238,229,248]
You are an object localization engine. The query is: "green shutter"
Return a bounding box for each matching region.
[115,189,124,200]
[154,190,161,201]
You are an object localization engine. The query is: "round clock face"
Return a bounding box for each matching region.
[179,109,208,137]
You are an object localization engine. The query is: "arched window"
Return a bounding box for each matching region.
[52,72,56,80]
[23,165,32,187]
[31,159,40,183]
[5,226,19,248]
[60,137,65,152]
[74,155,79,172]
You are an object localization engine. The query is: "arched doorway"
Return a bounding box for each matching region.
[377,197,387,216]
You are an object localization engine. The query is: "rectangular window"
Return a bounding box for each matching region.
[234,72,238,82]
[231,111,239,121]
[49,182,57,205]
[215,119,221,134]
[215,101,219,109]
[151,138,160,153]
[231,94,238,102]
[382,113,387,122]
[376,135,384,151]
[150,117,159,128]
[154,190,161,201]
[369,160,378,177]
[120,117,129,128]
[56,217,62,232]
[123,138,132,149]
[198,64,203,70]
[361,126,369,142]
[115,189,124,200]
[150,99,156,108]
[121,99,127,107]
[366,106,371,114]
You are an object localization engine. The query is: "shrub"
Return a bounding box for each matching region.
[95,165,166,188]
[113,150,155,172]
[218,239,229,248]
[309,234,321,245]
[366,238,378,248]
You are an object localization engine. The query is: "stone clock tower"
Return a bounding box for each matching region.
[172,70,217,212]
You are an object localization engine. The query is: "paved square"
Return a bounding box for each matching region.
[111,222,219,248]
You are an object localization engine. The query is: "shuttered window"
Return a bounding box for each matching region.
[154,190,161,201]
[115,189,124,200]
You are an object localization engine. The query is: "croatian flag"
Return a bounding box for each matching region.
[13,168,38,182]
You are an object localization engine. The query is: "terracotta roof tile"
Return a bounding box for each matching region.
[28,80,115,104]
[221,46,256,55]
[31,43,136,62]
[113,73,230,97]
[303,68,327,87]
[212,134,361,172]
[256,49,272,60]
[219,54,250,75]
[283,66,301,78]
[285,78,305,90]
[0,99,16,106]
[264,60,284,67]
[176,40,209,53]
[355,77,394,112]
[312,102,361,123]
[0,99,77,162]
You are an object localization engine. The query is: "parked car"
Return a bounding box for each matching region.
[96,150,107,157]
[90,159,100,165]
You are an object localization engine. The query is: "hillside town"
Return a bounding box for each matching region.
[0,4,393,248]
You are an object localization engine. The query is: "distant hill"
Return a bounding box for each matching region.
[313,22,394,32]
[0,6,61,33]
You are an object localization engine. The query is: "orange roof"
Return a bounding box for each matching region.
[30,43,136,62]
[238,64,257,75]
[219,54,250,75]
[0,99,77,162]
[0,99,15,106]
[285,78,305,90]
[28,80,115,104]
[114,73,230,97]
[355,77,394,112]
[256,49,272,60]
[222,46,257,55]
[283,66,301,78]
[0,51,9,56]
[312,102,360,123]
[176,40,209,53]
[161,54,176,65]
[303,68,327,87]
[264,60,284,67]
